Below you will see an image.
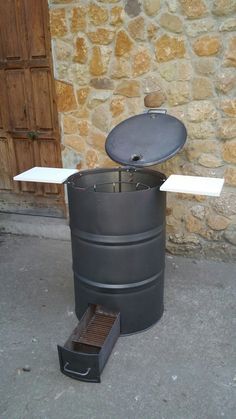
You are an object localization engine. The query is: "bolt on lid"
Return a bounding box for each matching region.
[105,109,187,167]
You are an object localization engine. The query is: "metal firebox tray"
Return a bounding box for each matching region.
[58,305,120,383]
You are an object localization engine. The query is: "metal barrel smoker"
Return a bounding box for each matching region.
[14,110,224,382]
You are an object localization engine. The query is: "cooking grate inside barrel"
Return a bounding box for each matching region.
[86,181,150,193]
[72,305,118,350]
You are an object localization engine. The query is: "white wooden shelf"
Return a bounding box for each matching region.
[13,167,78,184]
[160,175,224,197]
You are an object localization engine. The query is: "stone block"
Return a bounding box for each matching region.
[194,58,217,75]
[55,81,77,112]
[193,36,221,56]
[115,30,133,56]
[89,47,107,76]
[191,204,206,220]
[223,140,236,163]
[187,101,218,122]
[73,37,88,64]
[212,192,236,217]
[185,19,216,37]
[155,35,185,62]
[224,167,236,186]
[192,78,213,100]
[144,0,161,16]
[78,121,89,137]
[68,64,90,86]
[128,17,145,40]
[91,104,110,132]
[64,136,86,154]
[187,122,216,140]
[125,0,142,17]
[110,98,125,116]
[87,29,115,45]
[180,0,207,18]
[167,81,190,105]
[50,9,67,37]
[142,74,163,93]
[70,7,87,33]
[62,146,82,169]
[85,149,99,169]
[185,215,203,234]
[220,18,236,31]
[159,13,183,33]
[76,87,90,105]
[115,80,141,97]
[110,57,131,79]
[86,130,106,151]
[54,39,73,61]
[144,90,166,107]
[212,0,236,16]
[147,23,159,40]
[90,78,114,90]
[133,49,151,76]
[185,141,219,161]
[218,119,236,139]
[88,4,108,26]
[224,226,236,245]
[198,154,223,168]
[219,99,236,117]
[63,115,78,135]
[207,214,230,231]
[215,69,236,94]
[224,37,236,67]
[87,91,111,109]
[110,6,124,26]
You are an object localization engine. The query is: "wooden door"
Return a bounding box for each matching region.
[0,0,65,217]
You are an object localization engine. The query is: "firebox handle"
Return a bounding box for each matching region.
[146,108,167,114]
[63,362,91,377]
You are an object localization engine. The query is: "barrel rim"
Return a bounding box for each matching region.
[67,167,166,193]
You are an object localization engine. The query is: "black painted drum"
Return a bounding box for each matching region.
[67,167,166,335]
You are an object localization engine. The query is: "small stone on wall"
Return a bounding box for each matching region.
[193,36,221,56]
[179,0,207,18]
[115,30,133,56]
[133,49,151,76]
[88,4,109,26]
[125,0,142,17]
[144,0,161,16]
[155,35,185,62]
[115,80,141,97]
[55,81,77,112]
[50,9,67,37]
[223,141,236,163]
[144,90,166,107]
[159,13,183,33]
[73,38,88,64]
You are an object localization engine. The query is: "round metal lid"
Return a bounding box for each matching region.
[105,110,187,167]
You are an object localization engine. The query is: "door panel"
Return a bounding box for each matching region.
[14,139,36,193]
[5,69,30,131]
[31,68,54,131]
[0,137,13,190]
[39,141,60,195]
[23,0,48,60]
[0,0,25,61]
[0,0,65,217]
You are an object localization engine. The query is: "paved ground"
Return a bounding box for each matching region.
[0,234,235,419]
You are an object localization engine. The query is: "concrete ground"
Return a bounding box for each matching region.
[0,234,235,419]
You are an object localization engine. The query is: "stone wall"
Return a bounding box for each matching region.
[48,0,236,261]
